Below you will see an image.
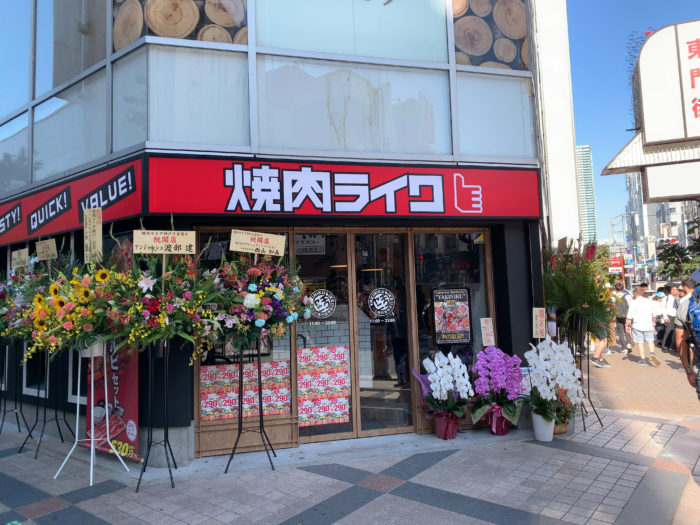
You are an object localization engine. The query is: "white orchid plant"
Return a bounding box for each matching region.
[524,336,583,422]
[419,352,474,418]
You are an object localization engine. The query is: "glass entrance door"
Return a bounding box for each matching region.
[295,233,354,438]
[355,233,412,432]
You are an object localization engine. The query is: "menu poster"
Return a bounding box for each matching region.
[433,288,471,345]
[297,346,350,427]
[200,360,291,421]
[85,347,139,461]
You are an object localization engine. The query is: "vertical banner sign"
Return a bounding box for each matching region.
[83,208,103,263]
[85,349,139,461]
[433,289,471,344]
[10,248,29,269]
[480,318,495,346]
[35,239,58,261]
[532,308,547,339]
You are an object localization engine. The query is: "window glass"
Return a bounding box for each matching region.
[33,70,107,181]
[258,56,451,155]
[112,0,248,51]
[257,0,447,63]
[0,113,31,196]
[148,46,250,148]
[0,1,31,119]
[35,0,107,97]
[453,0,529,71]
[457,72,534,159]
[113,48,147,152]
[414,232,489,367]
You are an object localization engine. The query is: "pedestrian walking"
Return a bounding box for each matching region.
[661,285,679,351]
[625,286,659,366]
[675,280,694,365]
[612,281,633,354]
[681,281,700,402]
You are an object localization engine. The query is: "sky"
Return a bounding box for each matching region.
[566,0,700,242]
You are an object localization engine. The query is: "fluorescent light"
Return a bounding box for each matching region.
[361,268,382,272]
[329,264,348,269]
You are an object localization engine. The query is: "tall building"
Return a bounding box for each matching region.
[575,145,597,243]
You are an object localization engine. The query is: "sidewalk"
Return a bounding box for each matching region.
[0,342,698,525]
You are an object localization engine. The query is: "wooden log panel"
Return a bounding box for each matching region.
[232,25,247,45]
[455,51,472,65]
[204,0,245,27]
[492,0,527,40]
[453,0,469,18]
[454,15,493,57]
[493,37,516,63]
[197,23,232,42]
[113,0,144,51]
[470,0,492,17]
[145,0,200,38]
[195,414,297,457]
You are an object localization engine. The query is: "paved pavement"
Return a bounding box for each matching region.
[0,341,698,525]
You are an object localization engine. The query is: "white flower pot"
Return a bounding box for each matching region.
[532,412,555,442]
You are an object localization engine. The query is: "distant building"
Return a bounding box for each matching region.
[575,145,597,243]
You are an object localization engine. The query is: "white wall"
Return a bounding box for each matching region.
[531,0,580,246]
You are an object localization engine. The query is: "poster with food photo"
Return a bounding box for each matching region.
[433,288,471,345]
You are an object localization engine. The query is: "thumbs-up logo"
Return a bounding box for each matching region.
[454,173,483,213]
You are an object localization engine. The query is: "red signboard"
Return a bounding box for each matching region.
[0,159,143,246]
[609,257,623,267]
[86,348,139,461]
[147,157,540,219]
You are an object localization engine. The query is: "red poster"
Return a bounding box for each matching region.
[148,157,540,219]
[297,346,351,427]
[85,348,139,461]
[0,159,143,246]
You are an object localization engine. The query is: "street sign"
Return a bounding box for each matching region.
[609,267,623,274]
[609,257,623,267]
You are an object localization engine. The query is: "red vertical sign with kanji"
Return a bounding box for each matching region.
[678,22,700,137]
[85,348,139,461]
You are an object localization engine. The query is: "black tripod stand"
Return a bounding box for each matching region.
[18,349,73,457]
[573,316,603,431]
[0,345,32,437]
[136,340,177,492]
[225,338,276,473]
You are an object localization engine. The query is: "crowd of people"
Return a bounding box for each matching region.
[589,280,700,401]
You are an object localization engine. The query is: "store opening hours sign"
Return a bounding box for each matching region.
[148,157,540,219]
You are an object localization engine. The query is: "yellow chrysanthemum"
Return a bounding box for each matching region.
[49,284,60,297]
[95,269,109,282]
[78,287,91,304]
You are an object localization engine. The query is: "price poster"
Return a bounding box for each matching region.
[297,346,350,427]
[200,360,291,421]
[433,289,471,345]
[85,347,139,461]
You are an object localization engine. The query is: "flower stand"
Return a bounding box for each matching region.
[531,413,555,442]
[433,413,458,440]
[54,342,129,486]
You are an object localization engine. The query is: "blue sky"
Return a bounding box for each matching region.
[566,0,700,241]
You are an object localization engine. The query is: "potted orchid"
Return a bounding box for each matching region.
[415,352,474,440]
[470,346,523,435]
[524,336,583,441]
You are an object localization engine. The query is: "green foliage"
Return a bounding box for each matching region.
[528,387,555,422]
[424,393,467,418]
[657,223,700,280]
[544,239,613,342]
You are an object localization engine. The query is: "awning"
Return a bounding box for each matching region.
[602,132,700,175]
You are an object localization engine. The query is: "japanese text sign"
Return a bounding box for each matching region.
[433,289,471,345]
[480,318,495,346]
[147,157,540,219]
[35,238,57,261]
[229,229,286,256]
[532,308,547,339]
[0,160,142,246]
[133,230,196,254]
[11,248,29,269]
[679,22,700,137]
[83,207,103,263]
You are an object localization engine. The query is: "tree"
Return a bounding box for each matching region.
[656,217,700,280]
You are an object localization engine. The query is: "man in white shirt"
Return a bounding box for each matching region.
[661,285,679,352]
[625,286,659,366]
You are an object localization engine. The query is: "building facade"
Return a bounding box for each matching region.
[0,0,574,462]
[575,145,597,243]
